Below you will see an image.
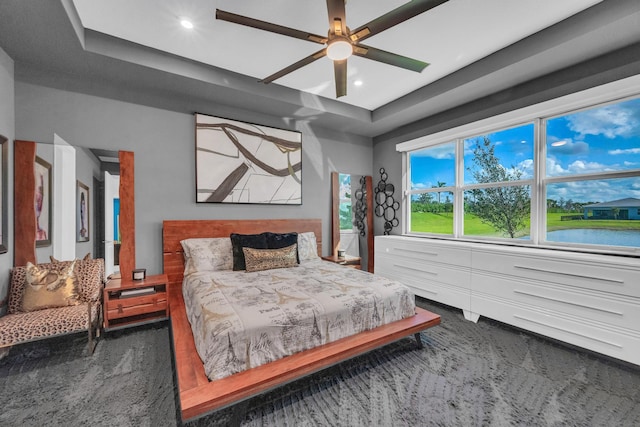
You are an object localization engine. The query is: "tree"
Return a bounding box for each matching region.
[432,181,446,203]
[418,193,433,204]
[466,137,530,238]
[612,207,620,220]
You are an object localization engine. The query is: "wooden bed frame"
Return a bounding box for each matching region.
[162,219,441,422]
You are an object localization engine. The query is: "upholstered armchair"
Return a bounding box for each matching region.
[0,257,104,355]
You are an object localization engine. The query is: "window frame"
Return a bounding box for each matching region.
[398,74,640,256]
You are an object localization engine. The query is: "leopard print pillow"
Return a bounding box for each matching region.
[21,260,81,312]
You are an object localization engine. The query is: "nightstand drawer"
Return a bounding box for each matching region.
[107,294,167,320]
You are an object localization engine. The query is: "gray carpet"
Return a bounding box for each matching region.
[1,298,639,426]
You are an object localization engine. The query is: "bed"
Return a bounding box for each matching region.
[163,219,441,422]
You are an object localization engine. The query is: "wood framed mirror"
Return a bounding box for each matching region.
[331,171,374,272]
[13,141,135,279]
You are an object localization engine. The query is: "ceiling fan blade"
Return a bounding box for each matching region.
[334,59,347,98]
[350,0,449,43]
[353,44,428,72]
[216,9,327,44]
[260,48,327,84]
[326,0,347,35]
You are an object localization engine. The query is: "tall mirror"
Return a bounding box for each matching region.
[13,140,135,279]
[88,149,134,279]
[331,171,374,272]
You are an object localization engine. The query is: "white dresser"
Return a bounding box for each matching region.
[375,235,640,366]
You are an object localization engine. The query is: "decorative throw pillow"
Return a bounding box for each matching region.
[230,233,269,270]
[264,232,299,263]
[49,253,90,264]
[243,244,298,273]
[181,238,233,275]
[21,260,81,312]
[297,232,319,261]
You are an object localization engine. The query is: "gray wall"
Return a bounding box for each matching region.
[15,82,373,275]
[372,140,403,238]
[0,47,14,310]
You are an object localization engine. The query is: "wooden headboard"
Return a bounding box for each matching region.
[162,219,323,289]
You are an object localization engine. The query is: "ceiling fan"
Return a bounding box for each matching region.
[216,0,449,98]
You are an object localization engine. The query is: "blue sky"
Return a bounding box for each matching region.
[411,97,640,204]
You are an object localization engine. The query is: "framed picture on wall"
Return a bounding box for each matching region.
[76,180,90,242]
[195,113,302,205]
[35,156,52,247]
[0,135,7,254]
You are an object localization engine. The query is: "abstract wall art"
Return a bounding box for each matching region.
[195,113,302,205]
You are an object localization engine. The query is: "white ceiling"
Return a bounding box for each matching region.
[1,0,638,139]
[72,0,602,110]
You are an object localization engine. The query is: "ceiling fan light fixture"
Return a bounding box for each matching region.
[327,39,352,61]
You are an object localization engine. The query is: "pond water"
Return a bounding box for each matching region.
[545,228,640,248]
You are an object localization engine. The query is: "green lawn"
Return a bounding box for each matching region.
[411,211,640,235]
[411,212,503,236]
[546,212,640,231]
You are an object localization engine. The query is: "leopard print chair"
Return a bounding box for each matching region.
[0,258,104,354]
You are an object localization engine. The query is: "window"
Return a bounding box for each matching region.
[463,125,534,239]
[545,98,640,249]
[409,143,455,234]
[402,92,640,254]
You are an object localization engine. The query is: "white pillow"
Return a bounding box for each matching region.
[181,238,233,276]
[297,232,320,261]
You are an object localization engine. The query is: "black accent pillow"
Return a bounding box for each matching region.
[230,233,269,271]
[265,232,299,263]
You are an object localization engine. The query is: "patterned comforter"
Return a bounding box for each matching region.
[182,259,416,381]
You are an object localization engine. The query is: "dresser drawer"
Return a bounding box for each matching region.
[377,237,471,268]
[471,248,640,297]
[377,255,471,289]
[473,271,640,330]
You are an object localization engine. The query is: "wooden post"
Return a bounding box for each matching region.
[118,151,135,280]
[331,172,339,258]
[366,175,374,273]
[14,140,37,266]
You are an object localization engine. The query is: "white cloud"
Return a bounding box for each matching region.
[565,104,638,139]
[567,160,613,174]
[546,157,569,176]
[546,157,621,176]
[412,144,455,159]
[609,148,640,155]
[548,180,608,203]
[411,181,430,190]
[514,159,534,179]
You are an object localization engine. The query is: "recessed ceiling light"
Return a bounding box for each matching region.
[354,80,363,87]
[180,18,194,29]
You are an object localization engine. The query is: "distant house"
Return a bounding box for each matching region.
[583,198,640,220]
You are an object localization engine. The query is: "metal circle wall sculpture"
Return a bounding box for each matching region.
[353,176,367,237]
[374,168,399,235]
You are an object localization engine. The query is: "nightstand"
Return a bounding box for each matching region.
[103,273,169,330]
[322,255,362,269]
